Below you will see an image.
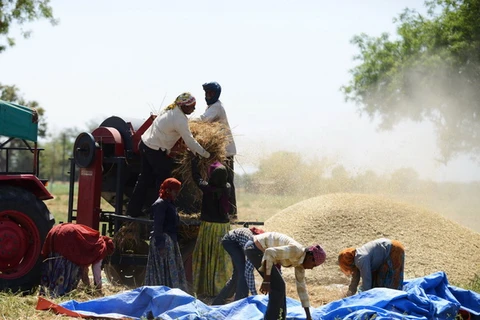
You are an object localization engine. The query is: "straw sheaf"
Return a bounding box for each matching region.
[112,222,144,253]
[264,193,480,286]
[178,212,201,240]
[172,121,229,201]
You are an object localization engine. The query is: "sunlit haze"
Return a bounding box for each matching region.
[1,0,478,182]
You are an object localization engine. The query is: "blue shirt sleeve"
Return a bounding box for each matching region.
[152,199,167,249]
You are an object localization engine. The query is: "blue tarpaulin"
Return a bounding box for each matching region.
[45,271,479,319]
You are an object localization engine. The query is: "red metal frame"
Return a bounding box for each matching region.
[132,115,155,153]
[0,175,53,200]
[92,127,124,157]
[76,148,104,230]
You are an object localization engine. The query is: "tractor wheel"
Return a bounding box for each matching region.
[0,186,55,293]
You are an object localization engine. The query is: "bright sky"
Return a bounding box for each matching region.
[1,0,479,182]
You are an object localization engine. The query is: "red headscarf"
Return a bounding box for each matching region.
[159,178,182,200]
[41,223,114,267]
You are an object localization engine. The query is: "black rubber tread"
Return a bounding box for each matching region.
[0,186,55,293]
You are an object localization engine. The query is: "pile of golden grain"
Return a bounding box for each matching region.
[264,193,480,286]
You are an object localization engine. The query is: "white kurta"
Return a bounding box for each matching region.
[199,100,236,157]
[142,106,210,158]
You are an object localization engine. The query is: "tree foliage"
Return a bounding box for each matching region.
[0,0,56,52]
[40,129,79,181]
[251,151,333,196]
[342,0,480,163]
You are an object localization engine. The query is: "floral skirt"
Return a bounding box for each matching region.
[192,221,232,296]
[144,234,187,292]
[40,253,81,297]
[373,240,405,290]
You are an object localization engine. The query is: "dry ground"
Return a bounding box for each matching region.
[2,190,479,319]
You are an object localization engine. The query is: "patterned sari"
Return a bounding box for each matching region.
[40,253,82,297]
[192,221,232,296]
[144,234,187,291]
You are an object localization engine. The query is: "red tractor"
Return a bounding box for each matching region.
[0,100,55,293]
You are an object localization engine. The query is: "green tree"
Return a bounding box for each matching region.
[326,165,353,193]
[0,0,57,52]
[390,167,420,194]
[342,0,480,163]
[354,169,383,193]
[40,128,80,181]
[254,151,303,195]
[252,151,332,196]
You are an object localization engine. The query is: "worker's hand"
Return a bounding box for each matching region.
[260,281,270,294]
[345,290,354,297]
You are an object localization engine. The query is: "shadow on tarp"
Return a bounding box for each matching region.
[36,271,480,320]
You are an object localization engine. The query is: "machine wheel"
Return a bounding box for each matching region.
[104,240,149,289]
[0,186,55,293]
[74,132,96,168]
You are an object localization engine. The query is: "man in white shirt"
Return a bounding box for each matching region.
[199,82,237,216]
[126,92,210,217]
[244,232,326,320]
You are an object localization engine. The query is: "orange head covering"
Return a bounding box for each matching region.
[159,178,182,200]
[338,247,357,276]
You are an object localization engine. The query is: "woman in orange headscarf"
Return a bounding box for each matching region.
[144,178,187,291]
[338,238,405,296]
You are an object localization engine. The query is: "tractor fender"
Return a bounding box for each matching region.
[0,175,53,201]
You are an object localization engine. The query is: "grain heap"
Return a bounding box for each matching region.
[264,193,480,286]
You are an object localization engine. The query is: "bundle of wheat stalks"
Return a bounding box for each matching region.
[178,212,201,240]
[172,120,229,201]
[112,222,145,253]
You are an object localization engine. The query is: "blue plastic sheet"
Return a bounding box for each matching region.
[57,271,480,319]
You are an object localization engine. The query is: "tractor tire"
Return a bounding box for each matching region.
[0,186,55,293]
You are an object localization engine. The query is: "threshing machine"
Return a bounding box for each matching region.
[67,114,203,288]
[68,113,264,288]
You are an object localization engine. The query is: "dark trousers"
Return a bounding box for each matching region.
[212,238,249,305]
[126,140,174,217]
[244,240,286,320]
[225,156,236,215]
